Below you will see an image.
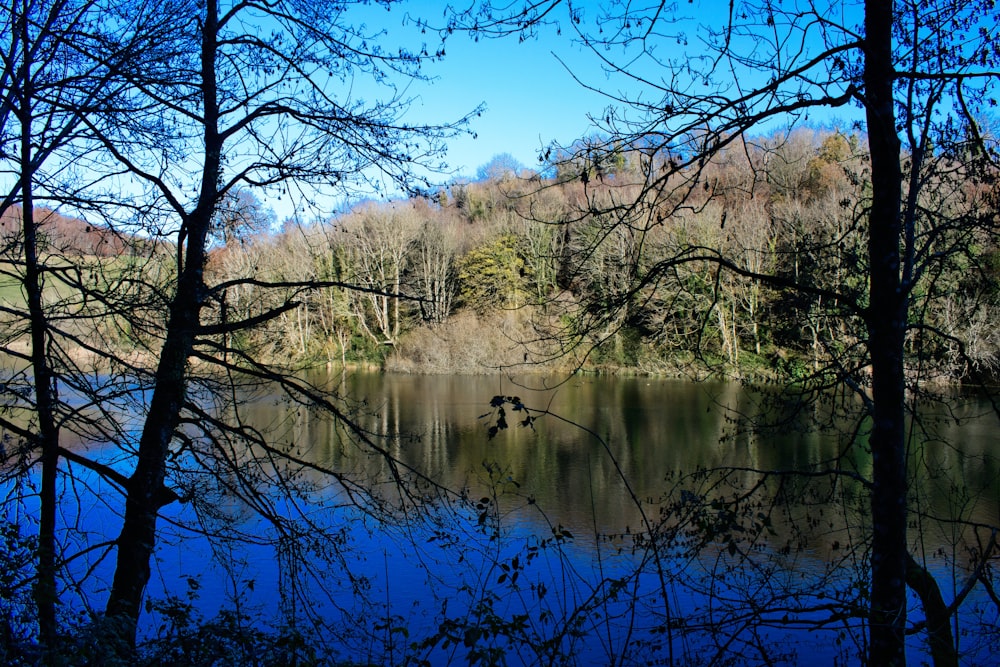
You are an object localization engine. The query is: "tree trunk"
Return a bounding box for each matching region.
[103,0,221,650]
[15,3,60,646]
[102,263,206,646]
[906,554,958,667]
[21,140,60,657]
[864,1,909,664]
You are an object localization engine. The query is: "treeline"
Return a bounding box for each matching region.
[0,205,133,257]
[205,125,1000,381]
[6,126,997,381]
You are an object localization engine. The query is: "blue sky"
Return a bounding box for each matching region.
[376,1,860,184]
[261,2,616,218]
[408,21,612,180]
[271,1,864,218]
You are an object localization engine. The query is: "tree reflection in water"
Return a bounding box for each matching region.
[22,373,998,665]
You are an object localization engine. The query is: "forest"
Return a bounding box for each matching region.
[12,124,999,383]
[196,128,1000,382]
[3,0,1000,666]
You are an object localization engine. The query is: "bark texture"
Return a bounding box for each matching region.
[864,1,909,664]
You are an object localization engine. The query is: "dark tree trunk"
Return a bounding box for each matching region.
[864,1,909,664]
[16,0,59,648]
[906,554,958,667]
[101,265,206,646]
[102,1,221,650]
[22,142,60,657]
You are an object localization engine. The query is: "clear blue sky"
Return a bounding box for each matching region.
[274,1,860,217]
[375,1,856,184]
[408,21,613,180]
[264,3,618,219]
[354,0,663,185]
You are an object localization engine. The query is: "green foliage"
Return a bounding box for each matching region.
[451,184,490,222]
[457,234,533,312]
[981,246,1000,299]
[591,327,644,367]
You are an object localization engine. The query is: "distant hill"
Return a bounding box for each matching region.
[0,205,129,257]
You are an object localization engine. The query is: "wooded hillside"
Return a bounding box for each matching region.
[201,126,1000,381]
[5,126,997,382]
[1,205,130,257]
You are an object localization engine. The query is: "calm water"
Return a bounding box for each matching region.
[8,373,1000,665]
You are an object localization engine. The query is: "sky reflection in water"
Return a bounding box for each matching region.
[17,373,998,665]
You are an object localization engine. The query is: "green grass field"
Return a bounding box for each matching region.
[0,271,24,305]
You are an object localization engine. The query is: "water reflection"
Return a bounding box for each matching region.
[8,372,997,665]
[253,373,997,540]
[222,372,998,664]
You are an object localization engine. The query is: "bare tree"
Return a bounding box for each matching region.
[0,1,178,656]
[3,0,478,657]
[411,206,461,324]
[447,0,1000,664]
[337,202,422,346]
[87,1,479,652]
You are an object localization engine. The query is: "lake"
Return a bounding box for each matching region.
[6,372,999,665]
